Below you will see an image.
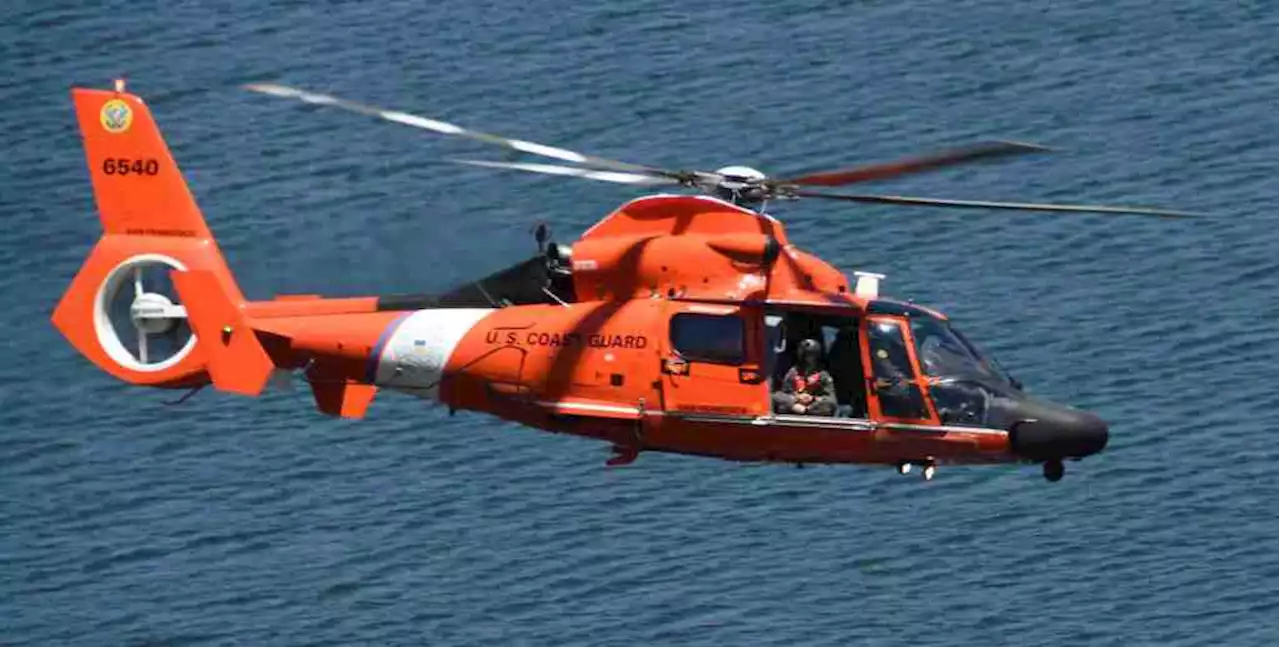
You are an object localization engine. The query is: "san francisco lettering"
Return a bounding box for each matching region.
[484,329,647,349]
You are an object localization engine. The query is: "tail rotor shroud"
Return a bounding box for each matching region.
[95,254,194,372]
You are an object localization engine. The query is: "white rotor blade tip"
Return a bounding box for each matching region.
[245,83,286,96]
[298,92,338,106]
[508,140,589,164]
[380,111,465,135]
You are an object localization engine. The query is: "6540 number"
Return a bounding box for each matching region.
[102,158,159,176]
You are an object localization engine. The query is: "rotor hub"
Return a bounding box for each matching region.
[711,166,768,205]
[713,166,766,188]
[130,292,180,334]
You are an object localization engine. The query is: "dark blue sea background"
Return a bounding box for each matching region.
[2,1,1276,645]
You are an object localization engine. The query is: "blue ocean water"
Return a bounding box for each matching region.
[1,1,1276,645]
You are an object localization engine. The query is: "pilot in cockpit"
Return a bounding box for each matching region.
[771,338,837,416]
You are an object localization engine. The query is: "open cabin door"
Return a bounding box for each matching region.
[863,315,939,425]
[760,305,872,419]
[659,303,767,418]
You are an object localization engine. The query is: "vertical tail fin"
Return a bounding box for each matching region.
[53,82,247,387]
[73,85,216,242]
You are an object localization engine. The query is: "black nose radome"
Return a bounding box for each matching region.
[1008,400,1110,461]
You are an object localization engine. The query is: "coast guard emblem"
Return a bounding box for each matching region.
[100,99,132,134]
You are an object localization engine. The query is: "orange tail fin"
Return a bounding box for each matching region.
[52,83,247,387]
[73,86,215,240]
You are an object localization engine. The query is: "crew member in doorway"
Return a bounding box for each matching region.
[772,338,837,416]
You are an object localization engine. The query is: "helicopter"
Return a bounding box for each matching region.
[53,80,1197,483]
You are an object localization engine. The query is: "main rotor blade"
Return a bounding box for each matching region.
[451,159,680,186]
[244,83,680,178]
[773,140,1051,187]
[794,191,1203,219]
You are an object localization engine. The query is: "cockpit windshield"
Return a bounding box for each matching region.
[907,314,1024,428]
[909,315,1015,389]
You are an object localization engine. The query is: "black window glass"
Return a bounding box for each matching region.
[867,320,916,380]
[909,316,980,378]
[671,313,745,364]
[866,319,928,419]
[910,315,1014,388]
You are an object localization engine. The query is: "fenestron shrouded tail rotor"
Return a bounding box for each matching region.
[243,82,1203,219]
[98,255,193,371]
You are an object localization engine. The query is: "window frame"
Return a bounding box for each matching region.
[863,315,939,424]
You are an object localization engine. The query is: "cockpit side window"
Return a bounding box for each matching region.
[670,313,745,364]
[865,318,931,420]
[909,315,1012,388]
[907,314,1020,427]
[867,320,917,380]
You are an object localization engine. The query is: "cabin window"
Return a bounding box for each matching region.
[670,313,745,364]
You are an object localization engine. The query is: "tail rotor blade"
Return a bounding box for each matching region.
[795,191,1203,219]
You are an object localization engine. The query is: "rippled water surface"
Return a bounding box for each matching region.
[2,1,1276,645]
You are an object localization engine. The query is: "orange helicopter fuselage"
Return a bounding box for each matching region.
[352,194,1014,467]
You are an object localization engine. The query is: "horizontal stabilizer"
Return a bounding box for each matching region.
[310,380,378,419]
[172,270,275,396]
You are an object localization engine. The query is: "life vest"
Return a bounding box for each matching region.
[791,371,825,395]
